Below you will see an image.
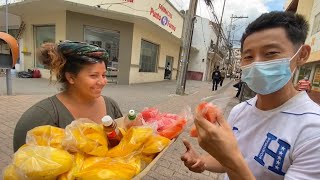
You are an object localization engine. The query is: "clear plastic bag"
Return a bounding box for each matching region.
[4,145,73,180]
[57,152,86,180]
[26,125,65,149]
[190,102,219,137]
[142,135,171,154]
[62,118,108,156]
[141,106,192,139]
[73,155,141,180]
[106,127,153,157]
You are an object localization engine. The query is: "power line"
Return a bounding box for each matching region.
[96,1,168,13]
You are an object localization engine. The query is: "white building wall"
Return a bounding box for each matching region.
[188,16,218,80]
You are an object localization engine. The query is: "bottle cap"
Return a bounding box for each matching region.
[128,110,136,120]
[101,115,113,126]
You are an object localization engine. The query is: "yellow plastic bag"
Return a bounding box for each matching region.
[57,153,85,180]
[106,127,153,157]
[142,135,170,154]
[26,125,65,149]
[62,118,108,156]
[74,155,141,180]
[11,145,73,179]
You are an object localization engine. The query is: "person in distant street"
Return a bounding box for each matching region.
[220,68,226,86]
[165,62,171,79]
[297,76,312,92]
[212,66,221,91]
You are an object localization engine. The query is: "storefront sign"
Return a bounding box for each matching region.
[150,4,176,31]
[159,4,172,19]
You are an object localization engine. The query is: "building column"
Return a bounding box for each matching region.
[293,67,300,84]
[309,64,316,83]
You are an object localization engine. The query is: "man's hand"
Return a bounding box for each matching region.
[194,108,254,180]
[181,139,206,173]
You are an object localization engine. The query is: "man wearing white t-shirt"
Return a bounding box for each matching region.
[181,11,320,180]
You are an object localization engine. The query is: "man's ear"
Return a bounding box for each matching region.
[65,72,75,84]
[297,45,311,66]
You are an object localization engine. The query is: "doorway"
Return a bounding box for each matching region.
[164,56,173,80]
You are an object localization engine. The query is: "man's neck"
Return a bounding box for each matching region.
[256,84,299,111]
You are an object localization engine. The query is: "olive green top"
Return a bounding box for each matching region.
[13,95,123,152]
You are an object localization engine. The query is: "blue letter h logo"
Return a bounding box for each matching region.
[254,132,291,176]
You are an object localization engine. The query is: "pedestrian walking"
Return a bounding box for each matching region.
[212,66,221,91]
[220,68,226,86]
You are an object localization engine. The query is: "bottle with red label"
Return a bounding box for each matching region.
[101,115,123,148]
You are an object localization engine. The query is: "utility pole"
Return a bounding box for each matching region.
[176,0,198,95]
[226,15,247,74]
[212,0,227,73]
[5,0,13,95]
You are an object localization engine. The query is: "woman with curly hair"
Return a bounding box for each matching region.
[13,41,123,152]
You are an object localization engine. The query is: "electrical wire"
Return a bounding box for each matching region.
[96,1,168,13]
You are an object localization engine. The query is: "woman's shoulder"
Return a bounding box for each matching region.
[102,96,117,106]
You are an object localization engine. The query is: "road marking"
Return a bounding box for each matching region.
[201,96,233,101]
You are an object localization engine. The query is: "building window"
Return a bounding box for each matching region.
[312,13,320,35]
[139,40,159,72]
[34,25,55,69]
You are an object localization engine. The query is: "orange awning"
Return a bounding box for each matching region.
[0,32,19,67]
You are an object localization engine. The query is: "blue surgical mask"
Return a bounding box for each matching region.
[240,47,302,95]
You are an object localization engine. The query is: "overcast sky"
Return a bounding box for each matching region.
[169,0,286,47]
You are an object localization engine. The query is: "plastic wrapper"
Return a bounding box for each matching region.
[190,102,219,137]
[141,107,191,139]
[73,155,141,180]
[26,125,65,149]
[142,135,171,154]
[57,152,86,180]
[62,118,108,156]
[106,127,153,157]
[3,164,21,180]
[7,145,73,180]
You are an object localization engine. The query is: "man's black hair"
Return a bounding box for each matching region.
[241,11,309,51]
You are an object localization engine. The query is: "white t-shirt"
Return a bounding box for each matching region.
[225,92,320,180]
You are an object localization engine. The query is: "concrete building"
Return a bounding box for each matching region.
[286,0,320,93]
[187,16,227,81]
[0,0,184,85]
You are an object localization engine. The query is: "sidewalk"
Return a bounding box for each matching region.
[0,78,239,179]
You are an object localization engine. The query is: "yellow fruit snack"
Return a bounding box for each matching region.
[26,125,65,149]
[57,152,86,180]
[74,155,141,180]
[142,135,171,154]
[62,119,108,156]
[11,145,73,180]
[106,127,153,158]
[3,164,21,180]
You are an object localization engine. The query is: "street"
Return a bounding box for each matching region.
[0,76,239,179]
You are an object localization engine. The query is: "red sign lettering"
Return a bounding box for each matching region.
[150,7,161,21]
[159,4,172,19]
[150,7,176,31]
